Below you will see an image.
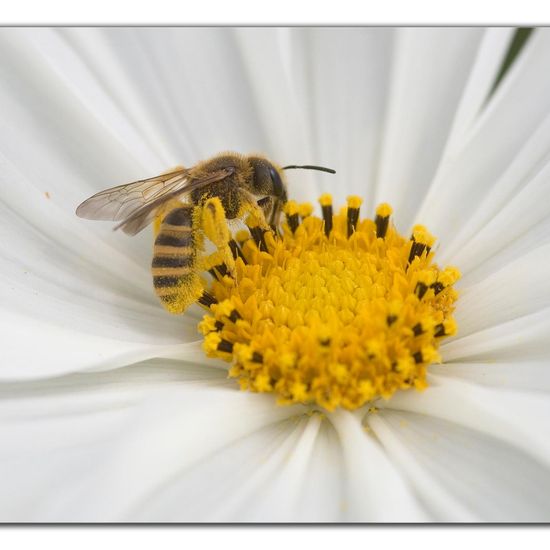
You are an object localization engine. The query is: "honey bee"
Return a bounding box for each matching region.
[76,152,335,313]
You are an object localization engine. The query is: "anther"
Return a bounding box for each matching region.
[387,315,398,326]
[299,203,313,220]
[434,323,446,337]
[413,351,423,364]
[284,201,300,234]
[346,196,362,237]
[287,213,300,233]
[198,291,218,308]
[412,323,423,336]
[249,227,268,252]
[431,281,444,295]
[229,239,247,264]
[415,282,428,300]
[408,240,427,264]
[408,225,435,265]
[215,320,224,331]
[217,339,234,353]
[375,203,392,239]
[251,352,263,363]
[209,263,230,280]
[228,308,242,324]
[319,194,333,237]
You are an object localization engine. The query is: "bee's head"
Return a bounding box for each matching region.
[249,157,336,201]
[248,156,288,204]
[248,155,336,230]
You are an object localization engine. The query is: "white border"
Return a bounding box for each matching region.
[0,0,550,25]
[1,525,547,550]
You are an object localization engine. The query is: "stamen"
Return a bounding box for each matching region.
[198,291,217,308]
[319,194,333,237]
[249,227,268,252]
[415,282,428,300]
[194,194,459,411]
[217,339,234,353]
[214,263,230,278]
[299,203,313,221]
[284,201,301,234]
[346,196,362,237]
[375,203,392,239]
[408,225,436,265]
[431,281,445,295]
[245,213,270,252]
[229,239,247,263]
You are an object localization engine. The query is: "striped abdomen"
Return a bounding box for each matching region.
[152,206,202,314]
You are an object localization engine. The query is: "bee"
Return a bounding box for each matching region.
[76,152,335,313]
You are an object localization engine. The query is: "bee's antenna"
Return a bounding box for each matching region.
[282,165,336,174]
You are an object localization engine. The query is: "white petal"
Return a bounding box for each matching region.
[382,375,550,470]
[440,28,514,154]
[451,243,550,338]
[0,308,201,380]
[329,409,428,521]
[0,29,161,266]
[369,408,550,521]
[441,307,550,363]
[86,386,305,522]
[230,28,318,203]
[373,28,491,230]
[285,28,393,206]
[439,109,550,277]
[430,360,550,392]
[367,413,479,521]
[139,415,340,522]
[287,415,346,522]
[61,28,274,161]
[0,157,202,379]
[226,413,326,522]
[0,362,304,521]
[418,29,550,248]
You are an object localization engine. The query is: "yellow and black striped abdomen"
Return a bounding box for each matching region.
[152,206,203,314]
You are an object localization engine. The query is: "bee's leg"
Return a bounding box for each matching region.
[236,191,269,229]
[233,194,273,253]
[269,198,285,236]
[256,196,286,236]
[256,196,275,229]
[201,197,236,277]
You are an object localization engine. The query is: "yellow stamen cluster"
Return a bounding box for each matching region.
[198,195,460,411]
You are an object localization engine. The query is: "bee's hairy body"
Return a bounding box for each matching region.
[151,153,288,313]
[152,204,201,312]
[76,151,336,315]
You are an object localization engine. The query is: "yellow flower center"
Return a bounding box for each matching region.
[197,194,459,411]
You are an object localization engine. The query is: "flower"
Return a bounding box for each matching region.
[1,27,550,522]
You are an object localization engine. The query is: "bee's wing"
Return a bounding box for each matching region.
[76,168,189,224]
[76,167,234,236]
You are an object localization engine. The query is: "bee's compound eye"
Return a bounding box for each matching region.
[269,167,284,197]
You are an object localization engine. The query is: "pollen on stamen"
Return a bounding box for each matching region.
[197,194,460,411]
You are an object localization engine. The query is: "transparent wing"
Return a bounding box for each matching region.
[75,168,189,224]
[76,166,235,236]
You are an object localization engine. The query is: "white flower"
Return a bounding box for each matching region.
[1,27,550,522]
